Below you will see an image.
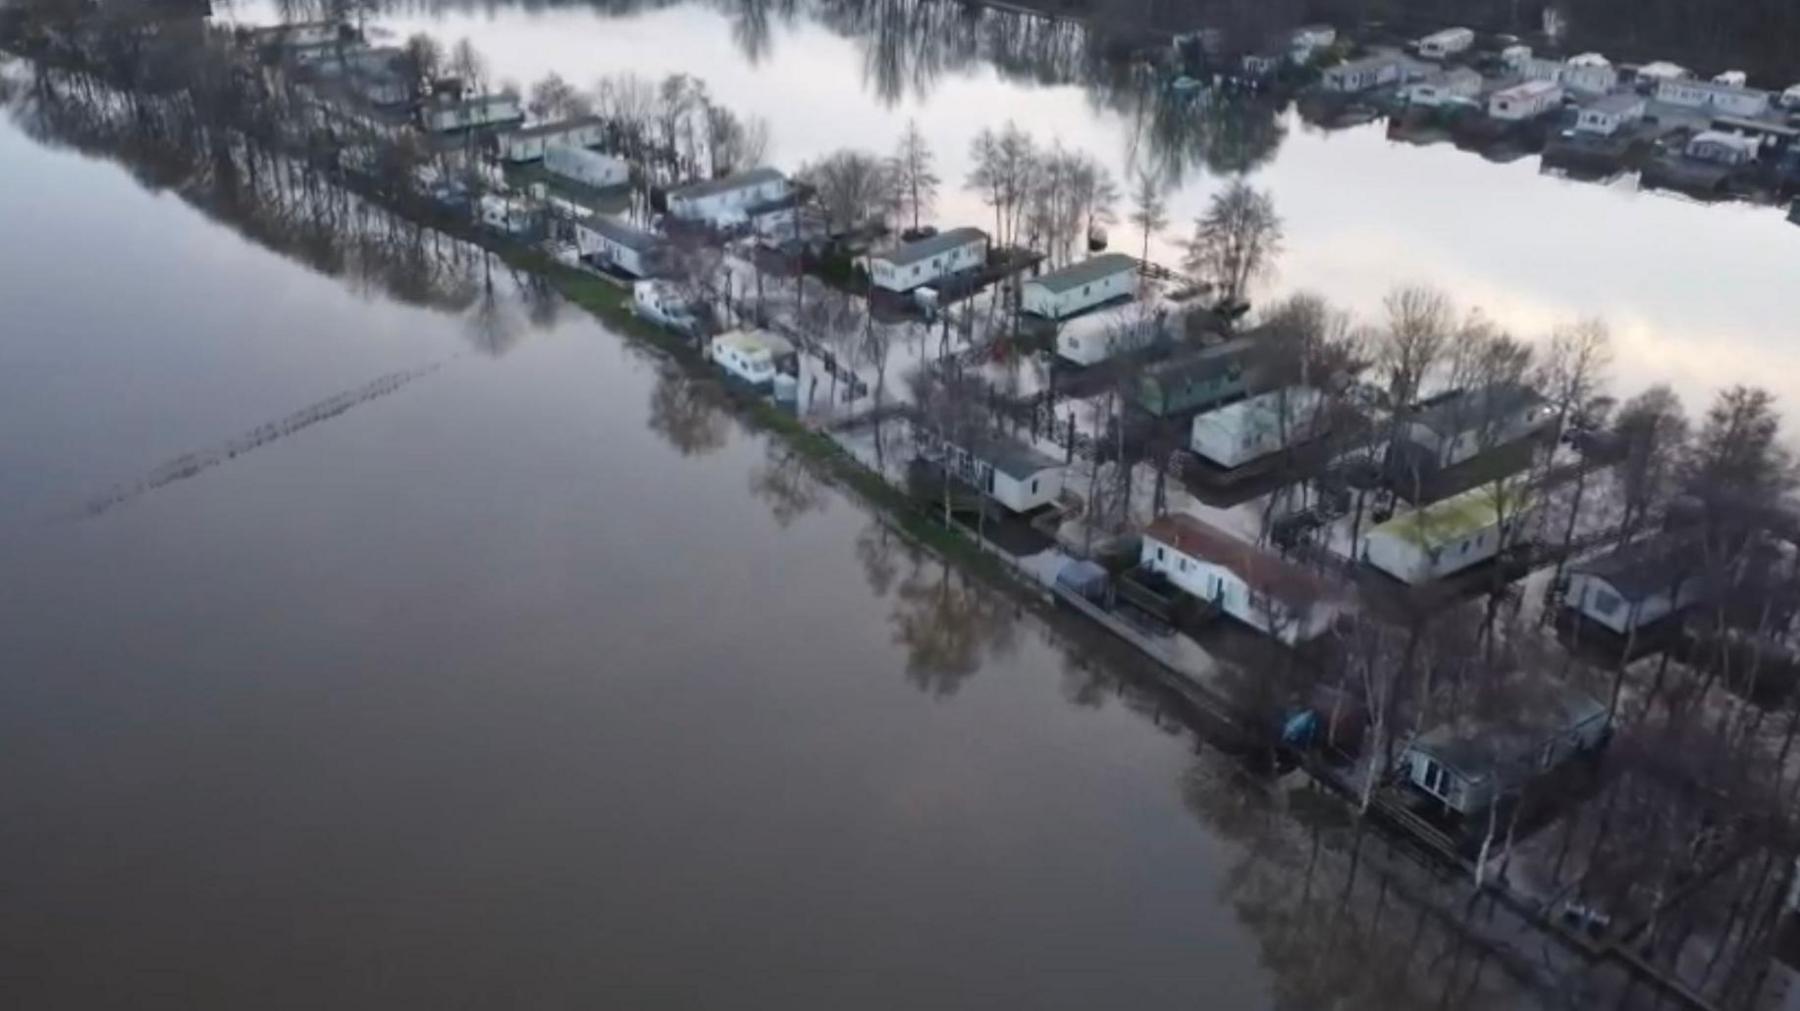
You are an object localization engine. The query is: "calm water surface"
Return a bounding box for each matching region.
[236,0,1800,411]
[0,113,1278,1007]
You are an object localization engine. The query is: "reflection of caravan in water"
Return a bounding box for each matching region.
[708,330,796,389]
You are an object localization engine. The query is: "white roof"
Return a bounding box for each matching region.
[1714,70,1748,86]
[1637,61,1689,80]
[1196,387,1324,433]
[1567,52,1610,68]
[712,330,793,356]
[1690,130,1760,152]
[1786,84,1800,98]
[1421,26,1473,41]
[1496,79,1562,98]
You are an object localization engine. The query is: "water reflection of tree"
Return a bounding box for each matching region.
[854,520,903,597]
[887,555,1018,698]
[1175,757,1549,1011]
[0,51,516,324]
[646,365,731,457]
[1094,65,1287,186]
[747,441,829,526]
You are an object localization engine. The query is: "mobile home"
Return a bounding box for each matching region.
[632,280,701,334]
[1320,54,1403,94]
[1135,338,1257,419]
[1289,24,1336,64]
[1140,513,1346,644]
[422,94,523,133]
[1565,534,1708,636]
[1686,130,1760,166]
[1655,78,1772,118]
[1575,93,1647,136]
[1022,253,1136,320]
[574,216,664,278]
[1361,482,1534,585]
[1417,27,1475,61]
[1189,387,1325,469]
[920,431,1066,513]
[1402,67,1483,107]
[1391,385,1552,474]
[666,168,789,228]
[500,117,607,162]
[863,227,988,293]
[1401,685,1608,816]
[1489,79,1564,120]
[1562,53,1619,95]
[544,144,630,189]
[709,330,796,388]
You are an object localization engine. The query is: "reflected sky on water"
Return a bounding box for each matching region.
[232,0,1800,413]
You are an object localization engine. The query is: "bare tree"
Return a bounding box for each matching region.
[448,37,486,96]
[889,118,938,235]
[398,33,441,105]
[1610,385,1689,546]
[1183,178,1282,314]
[799,148,892,238]
[704,105,769,177]
[1127,165,1168,268]
[526,72,585,121]
[965,121,1037,250]
[1538,319,1614,591]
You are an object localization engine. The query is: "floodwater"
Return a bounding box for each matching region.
[235,0,1800,413]
[0,101,1293,1007]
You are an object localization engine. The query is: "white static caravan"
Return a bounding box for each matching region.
[1396,385,1553,471]
[1562,53,1619,95]
[1139,513,1345,645]
[1714,69,1749,88]
[1403,67,1483,107]
[574,216,664,278]
[863,228,988,294]
[422,94,523,133]
[1022,253,1136,321]
[1489,79,1565,120]
[1655,78,1772,118]
[1400,686,1609,817]
[1361,482,1534,585]
[632,281,700,334]
[1189,387,1325,469]
[1417,27,1475,60]
[1783,84,1800,110]
[1320,54,1404,94]
[666,168,789,228]
[544,144,630,189]
[1289,24,1337,63]
[1635,61,1691,85]
[1052,302,1162,368]
[709,330,796,388]
[244,20,346,49]
[1565,535,1707,636]
[500,117,607,163]
[1575,92,1648,135]
[1687,130,1761,166]
[479,194,537,235]
[922,432,1066,514]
